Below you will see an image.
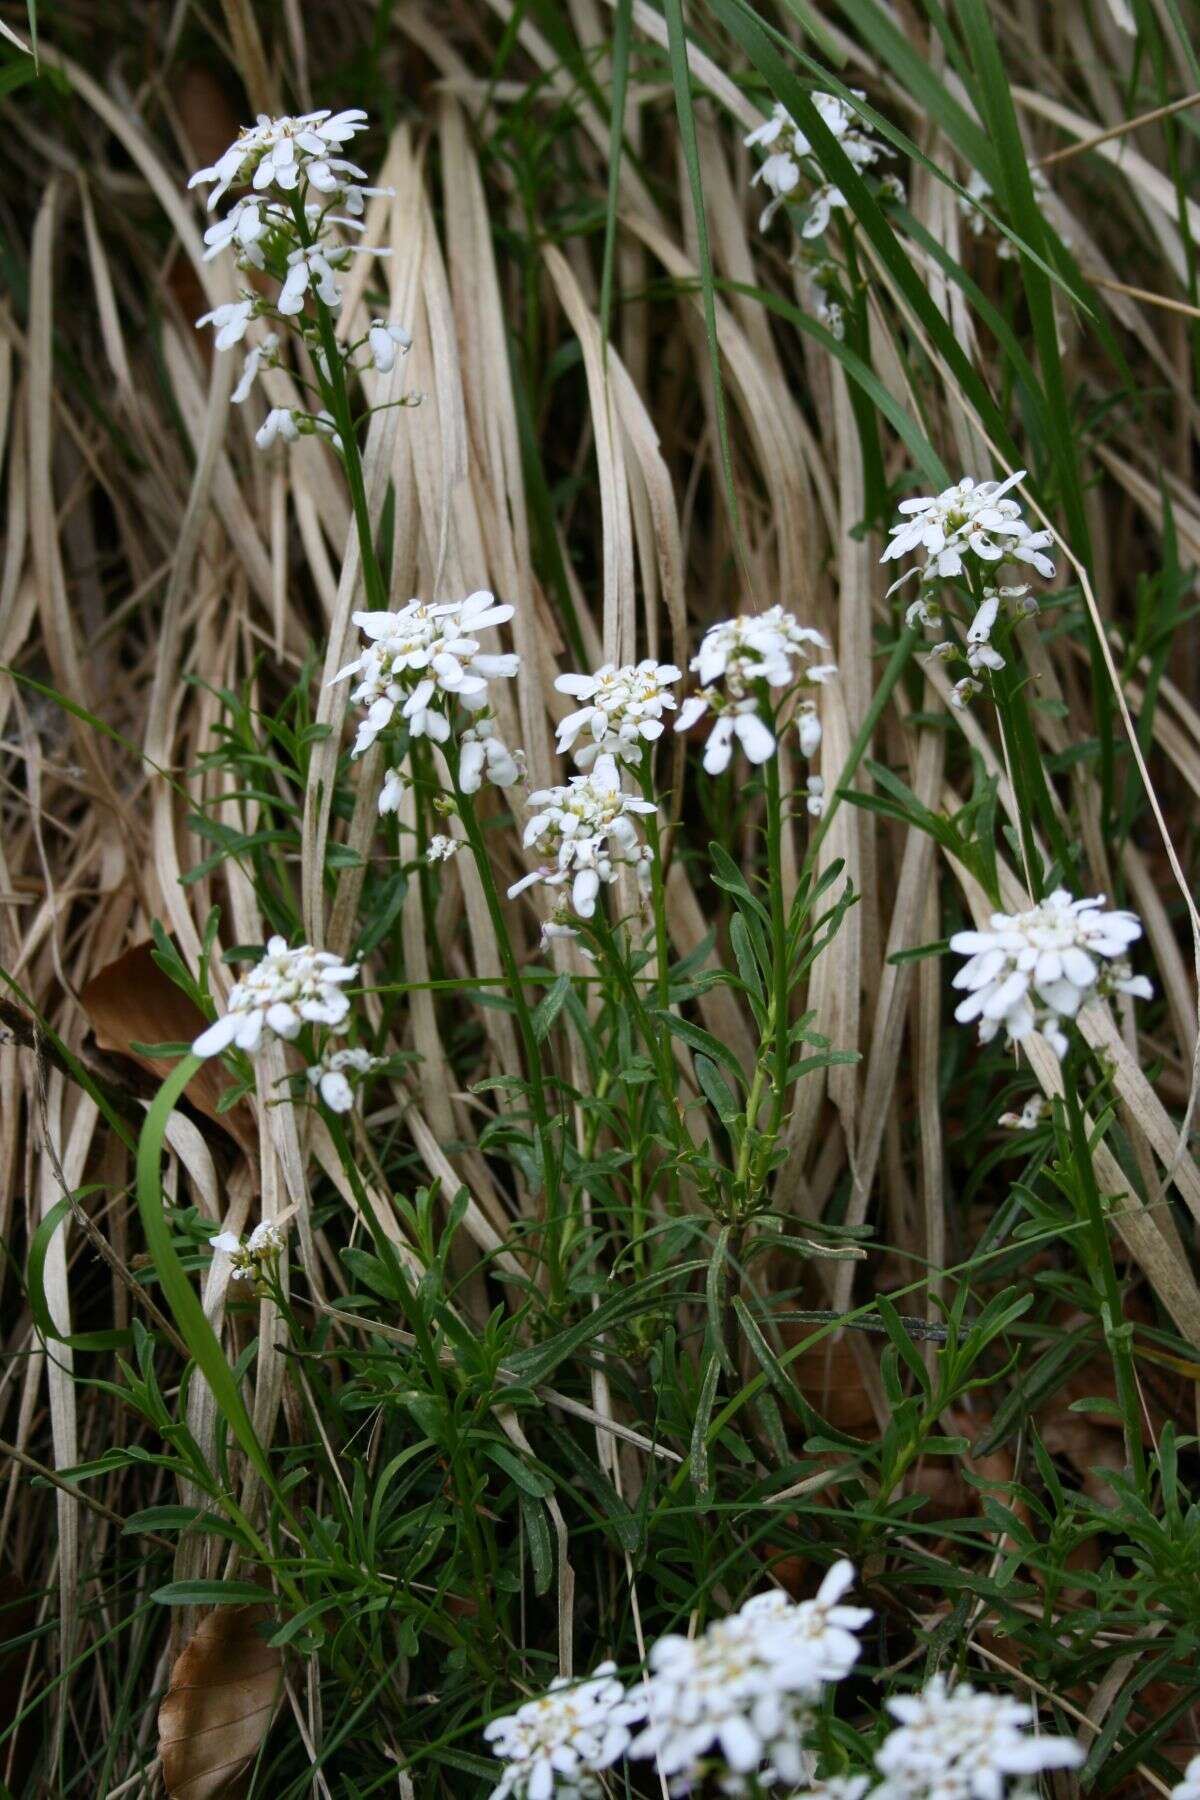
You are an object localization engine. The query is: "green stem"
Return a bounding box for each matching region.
[639,747,672,1014]
[762,726,790,1143]
[1062,1049,1145,1488]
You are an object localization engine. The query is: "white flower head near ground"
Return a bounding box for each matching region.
[191,936,358,1059]
[482,1663,637,1800]
[305,1045,383,1112]
[870,1674,1083,1800]
[674,607,837,775]
[622,1562,871,1793]
[949,889,1150,1058]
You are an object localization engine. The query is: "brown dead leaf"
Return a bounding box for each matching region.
[80,942,257,1154]
[158,1604,282,1800]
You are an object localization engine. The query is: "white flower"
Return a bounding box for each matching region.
[949,889,1150,1059]
[378,766,409,816]
[949,678,982,709]
[196,298,254,351]
[625,1562,871,1794]
[460,715,525,793]
[872,1673,1083,1800]
[508,754,656,920]
[211,1219,288,1281]
[192,935,358,1059]
[1169,1755,1200,1800]
[797,701,822,759]
[745,91,893,233]
[805,775,825,817]
[279,241,350,314]
[998,1095,1046,1131]
[306,1045,381,1113]
[905,596,943,632]
[554,660,682,768]
[483,1663,635,1800]
[426,833,460,864]
[368,319,412,372]
[255,406,301,451]
[202,196,268,261]
[676,608,834,774]
[333,591,519,759]
[882,472,1055,587]
[188,109,370,209]
[817,297,845,340]
[231,332,278,404]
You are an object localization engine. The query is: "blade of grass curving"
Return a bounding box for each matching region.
[660,0,747,571]
[599,0,633,364]
[954,0,1112,828]
[136,1056,275,1490]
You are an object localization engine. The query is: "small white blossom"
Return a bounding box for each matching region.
[949,678,982,709]
[554,660,682,769]
[882,472,1055,588]
[211,1219,288,1281]
[231,331,278,404]
[949,889,1150,1059]
[625,1562,871,1794]
[797,700,822,758]
[871,1673,1083,1800]
[378,766,410,816]
[425,833,460,864]
[196,298,254,351]
[279,240,350,314]
[676,608,835,775]
[805,775,826,817]
[333,591,519,759]
[998,1095,1046,1131]
[745,91,893,233]
[255,406,301,451]
[460,715,525,793]
[192,935,357,1059]
[306,1045,382,1113]
[483,1663,636,1800]
[368,319,412,372]
[508,754,656,921]
[817,297,845,339]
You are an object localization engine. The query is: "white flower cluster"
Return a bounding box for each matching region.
[210,1219,288,1282]
[306,1044,384,1112]
[625,1562,870,1792]
[191,935,357,1059]
[483,1563,869,1800]
[332,591,521,770]
[871,1674,1082,1800]
[883,473,1054,709]
[884,474,1055,588]
[674,607,836,776]
[950,889,1151,1059]
[744,90,902,235]
[508,754,657,934]
[189,110,408,447]
[482,1664,637,1800]
[554,660,681,770]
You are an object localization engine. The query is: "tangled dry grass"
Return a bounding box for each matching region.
[2,0,1200,1795]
